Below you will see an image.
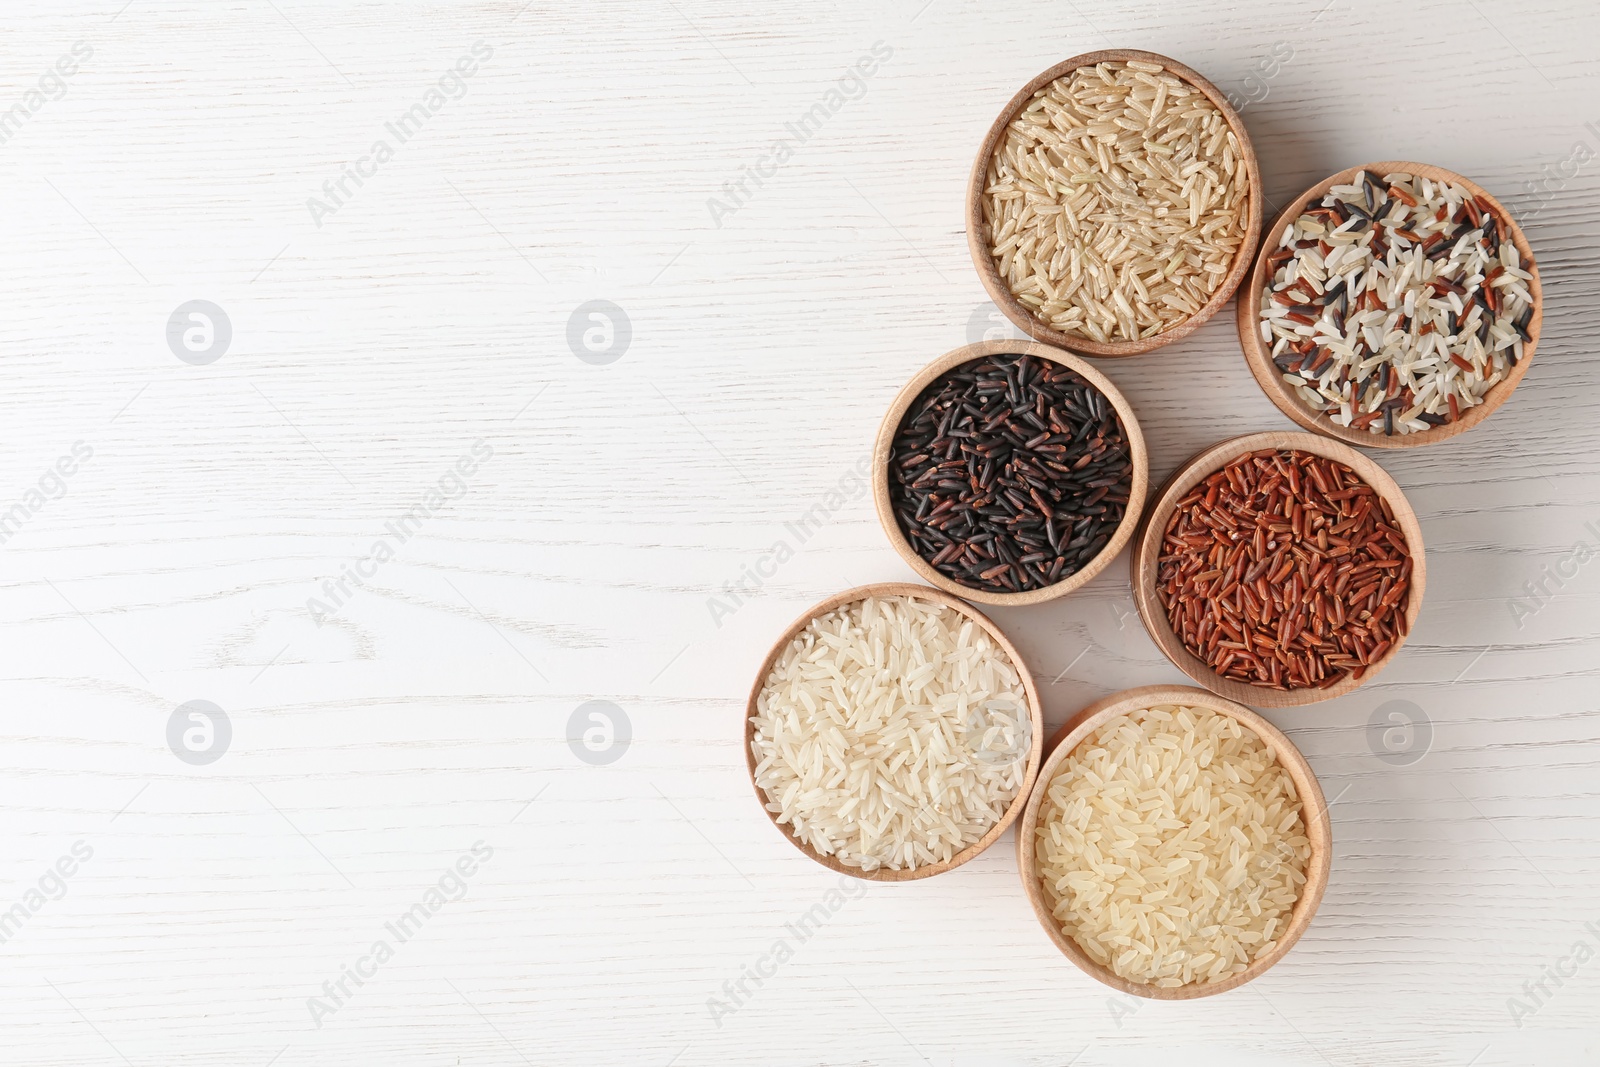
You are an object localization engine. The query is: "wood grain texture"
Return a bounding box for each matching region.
[0,1,1597,1064]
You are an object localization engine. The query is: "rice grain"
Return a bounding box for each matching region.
[1258,170,1534,436]
[983,61,1249,342]
[751,594,1030,872]
[1034,704,1310,987]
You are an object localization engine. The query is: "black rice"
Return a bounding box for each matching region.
[889,353,1132,594]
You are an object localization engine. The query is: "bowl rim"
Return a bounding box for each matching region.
[1236,159,1542,449]
[1016,683,1333,999]
[871,340,1149,606]
[965,48,1264,358]
[743,581,1045,881]
[1129,431,1427,707]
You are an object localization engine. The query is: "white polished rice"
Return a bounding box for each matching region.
[1035,705,1310,987]
[982,59,1249,343]
[750,594,1030,872]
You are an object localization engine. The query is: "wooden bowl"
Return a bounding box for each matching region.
[1017,684,1332,998]
[1129,431,1426,707]
[1237,161,1542,449]
[966,49,1263,358]
[871,340,1149,607]
[744,582,1044,882]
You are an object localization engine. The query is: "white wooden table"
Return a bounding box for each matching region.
[3,1,1597,1063]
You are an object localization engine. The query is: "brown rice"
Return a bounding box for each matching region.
[982,59,1249,343]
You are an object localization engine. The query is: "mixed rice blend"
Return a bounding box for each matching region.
[1258,170,1534,436]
